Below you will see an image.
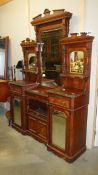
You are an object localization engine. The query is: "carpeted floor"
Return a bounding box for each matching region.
[0,104,98,175]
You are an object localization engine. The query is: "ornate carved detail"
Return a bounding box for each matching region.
[44,9,50,15]
[21,38,36,46]
[53,9,65,14]
[32,14,42,20]
[31,9,72,26]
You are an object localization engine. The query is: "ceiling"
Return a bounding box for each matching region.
[0,0,12,6]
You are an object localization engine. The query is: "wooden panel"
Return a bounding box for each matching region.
[10,84,22,95]
[27,114,47,143]
[48,95,70,108]
[37,120,47,139]
[0,80,9,102]
[28,116,37,134]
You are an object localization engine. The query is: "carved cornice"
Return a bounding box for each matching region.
[60,33,94,44]
[20,38,36,48]
[31,9,72,26]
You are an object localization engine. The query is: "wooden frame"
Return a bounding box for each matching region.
[20,38,37,81]
[0,36,9,79]
[31,9,72,84]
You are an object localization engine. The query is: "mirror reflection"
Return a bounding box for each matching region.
[40,29,63,84]
[0,48,5,77]
[52,110,66,150]
[0,37,9,79]
[28,53,36,70]
[13,98,21,126]
[70,51,84,74]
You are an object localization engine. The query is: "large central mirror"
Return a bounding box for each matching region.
[31,9,72,85]
[40,28,63,84]
[0,36,9,79]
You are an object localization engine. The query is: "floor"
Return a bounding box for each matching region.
[0,105,98,175]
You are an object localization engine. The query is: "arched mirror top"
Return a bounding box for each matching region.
[0,36,9,79]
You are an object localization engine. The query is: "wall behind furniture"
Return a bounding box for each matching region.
[0,0,29,65]
[0,0,83,65]
[0,0,98,148]
[29,0,83,38]
[84,0,98,148]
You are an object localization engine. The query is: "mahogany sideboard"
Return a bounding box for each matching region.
[9,9,94,163]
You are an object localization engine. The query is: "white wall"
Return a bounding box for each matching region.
[83,0,98,148]
[29,0,83,38]
[0,0,30,65]
[85,0,98,146]
[0,0,98,148]
[0,0,84,65]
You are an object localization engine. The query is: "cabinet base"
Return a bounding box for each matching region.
[12,124,26,135]
[26,130,47,145]
[47,144,86,163]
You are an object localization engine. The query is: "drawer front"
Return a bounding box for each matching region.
[10,85,22,95]
[27,94,48,104]
[49,96,70,108]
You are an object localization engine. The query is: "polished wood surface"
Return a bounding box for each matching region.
[0,80,9,102]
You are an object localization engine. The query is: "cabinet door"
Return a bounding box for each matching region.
[49,106,68,152]
[37,120,47,140]
[52,110,66,150]
[28,116,37,134]
[12,97,21,126]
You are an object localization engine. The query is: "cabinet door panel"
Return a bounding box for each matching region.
[37,120,47,139]
[28,116,37,133]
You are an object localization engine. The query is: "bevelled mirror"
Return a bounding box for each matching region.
[40,29,63,84]
[13,97,21,126]
[0,36,9,79]
[52,110,66,150]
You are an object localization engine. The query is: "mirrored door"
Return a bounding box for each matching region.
[0,36,9,79]
[13,97,21,126]
[52,110,66,150]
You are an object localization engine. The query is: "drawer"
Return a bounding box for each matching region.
[48,96,70,108]
[10,85,22,95]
